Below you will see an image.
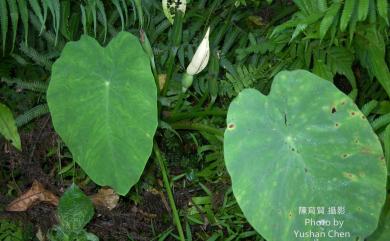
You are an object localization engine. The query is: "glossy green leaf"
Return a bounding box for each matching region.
[0,103,21,150]
[47,32,158,195]
[58,184,94,233]
[224,70,387,241]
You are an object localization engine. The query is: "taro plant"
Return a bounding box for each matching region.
[41,3,389,241]
[224,70,388,241]
[46,30,185,239]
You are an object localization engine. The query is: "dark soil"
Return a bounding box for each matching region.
[0,116,193,241]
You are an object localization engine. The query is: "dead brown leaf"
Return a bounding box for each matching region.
[90,188,119,210]
[6,180,59,211]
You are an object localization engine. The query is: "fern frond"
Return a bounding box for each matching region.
[10,53,28,65]
[19,43,52,70]
[17,0,29,44]
[368,0,376,23]
[355,28,390,98]
[317,0,327,13]
[277,0,385,43]
[96,0,107,42]
[372,113,390,131]
[357,0,369,21]
[326,47,356,89]
[29,11,63,48]
[7,0,18,52]
[112,0,124,31]
[361,100,378,116]
[312,58,333,81]
[120,0,128,26]
[29,0,45,33]
[41,0,48,32]
[0,0,8,55]
[80,4,87,35]
[340,0,355,31]
[319,2,341,39]
[219,65,268,97]
[221,28,240,55]
[348,2,358,41]
[98,14,116,40]
[1,77,48,92]
[88,1,98,37]
[291,23,307,41]
[59,1,70,40]
[97,6,118,38]
[15,104,49,127]
[377,0,389,24]
[294,0,311,15]
[44,0,60,45]
[45,50,60,59]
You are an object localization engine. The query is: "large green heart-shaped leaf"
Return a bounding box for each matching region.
[47,32,157,195]
[224,70,387,241]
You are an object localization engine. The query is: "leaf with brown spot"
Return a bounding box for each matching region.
[6,180,59,211]
[224,70,387,241]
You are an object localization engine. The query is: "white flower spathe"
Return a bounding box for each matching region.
[186,27,210,76]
